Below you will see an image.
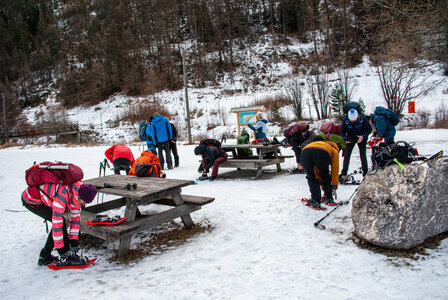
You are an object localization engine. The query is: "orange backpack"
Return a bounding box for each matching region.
[128,151,165,178]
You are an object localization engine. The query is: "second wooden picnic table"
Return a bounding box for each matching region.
[220,144,293,179]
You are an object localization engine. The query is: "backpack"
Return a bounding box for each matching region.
[343,102,363,115]
[25,161,84,199]
[200,138,222,151]
[139,121,149,141]
[237,131,252,157]
[320,121,341,135]
[374,106,400,126]
[371,141,421,170]
[129,151,165,178]
[283,123,309,138]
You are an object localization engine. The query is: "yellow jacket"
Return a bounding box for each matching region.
[303,141,340,187]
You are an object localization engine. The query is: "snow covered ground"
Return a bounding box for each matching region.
[1,128,448,299]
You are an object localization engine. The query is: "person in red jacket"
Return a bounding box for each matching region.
[22,181,97,266]
[105,144,135,175]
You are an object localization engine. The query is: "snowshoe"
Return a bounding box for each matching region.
[339,175,361,185]
[288,168,306,174]
[301,198,327,211]
[322,197,341,207]
[47,258,96,270]
[196,173,211,181]
[48,251,93,270]
[85,215,127,226]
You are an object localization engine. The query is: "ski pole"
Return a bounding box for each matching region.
[419,150,443,166]
[314,187,359,230]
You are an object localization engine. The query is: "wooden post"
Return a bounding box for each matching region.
[2,93,6,136]
[182,53,192,144]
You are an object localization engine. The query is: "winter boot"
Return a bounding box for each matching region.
[305,199,327,211]
[322,197,340,206]
[37,255,59,266]
[198,173,209,181]
[55,250,89,267]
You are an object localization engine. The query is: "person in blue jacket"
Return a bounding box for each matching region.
[145,117,157,156]
[247,112,268,139]
[369,109,397,145]
[340,108,372,179]
[149,112,173,170]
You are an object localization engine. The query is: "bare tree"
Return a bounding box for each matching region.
[306,67,330,120]
[283,75,304,120]
[377,63,446,115]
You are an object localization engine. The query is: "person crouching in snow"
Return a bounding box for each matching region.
[194,143,228,181]
[301,136,340,211]
[22,182,97,266]
[105,144,135,175]
[247,112,268,139]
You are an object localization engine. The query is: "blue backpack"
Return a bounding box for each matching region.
[374,106,400,126]
[139,121,149,141]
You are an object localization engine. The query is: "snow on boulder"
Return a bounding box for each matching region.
[351,162,448,249]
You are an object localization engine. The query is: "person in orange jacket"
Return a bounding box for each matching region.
[301,136,340,211]
[105,144,135,175]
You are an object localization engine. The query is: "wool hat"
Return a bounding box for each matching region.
[194,146,202,155]
[348,109,358,121]
[153,112,160,117]
[256,112,263,120]
[78,184,97,204]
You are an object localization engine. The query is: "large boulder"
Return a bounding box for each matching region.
[352,161,448,249]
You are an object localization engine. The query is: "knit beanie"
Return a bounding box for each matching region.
[194,146,202,155]
[78,184,97,204]
[348,109,358,121]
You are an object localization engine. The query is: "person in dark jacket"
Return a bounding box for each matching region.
[283,123,315,173]
[301,137,340,210]
[369,110,396,145]
[170,122,179,167]
[194,143,228,180]
[247,112,268,139]
[340,108,372,179]
[105,144,135,175]
[149,113,173,170]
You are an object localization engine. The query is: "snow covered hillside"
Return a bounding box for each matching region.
[20,54,448,145]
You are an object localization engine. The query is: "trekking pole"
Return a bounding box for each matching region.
[419,150,443,166]
[314,187,359,230]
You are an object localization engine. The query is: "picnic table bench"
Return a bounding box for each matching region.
[81,175,214,257]
[220,144,293,179]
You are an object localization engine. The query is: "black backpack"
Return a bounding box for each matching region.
[371,141,423,170]
[200,138,222,151]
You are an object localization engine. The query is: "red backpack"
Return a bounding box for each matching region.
[283,123,309,138]
[25,161,84,199]
[320,121,341,134]
[320,121,341,141]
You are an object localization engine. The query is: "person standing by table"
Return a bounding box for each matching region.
[105,144,135,175]
[340,108,371,180]
[247,112,268,139]
[150,112,173,170]
[170,122,179,168]
[194,141,228,181]
[301,136,340,210]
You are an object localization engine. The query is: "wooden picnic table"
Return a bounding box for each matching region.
[220,144,293,179]
[81,174,214,257]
